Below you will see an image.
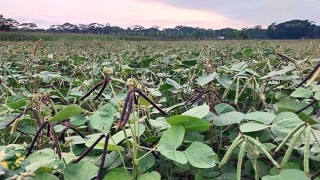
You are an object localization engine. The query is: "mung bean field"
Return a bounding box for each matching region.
[0,39,320,180]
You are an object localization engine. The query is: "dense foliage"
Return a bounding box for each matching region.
[1,14,320,40]
[0,40,320,179]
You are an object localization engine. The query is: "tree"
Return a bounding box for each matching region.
[131,25,145,36]
[247,25,267,39]
[240,28,249,39]
[267,20,314,39]
[0,15,19,31]
[19,23,38,30]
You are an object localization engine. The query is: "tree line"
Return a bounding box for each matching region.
[1,14,320,39]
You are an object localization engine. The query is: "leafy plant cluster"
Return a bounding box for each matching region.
[0,40,320,180]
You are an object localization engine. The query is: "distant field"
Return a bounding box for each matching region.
[0,31,155,41]
[0,39,320,179]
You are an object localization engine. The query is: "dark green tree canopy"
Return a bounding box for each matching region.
[1,15,320,39]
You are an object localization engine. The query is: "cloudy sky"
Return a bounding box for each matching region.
[0,0,319,29]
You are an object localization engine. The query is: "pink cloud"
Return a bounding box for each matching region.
[0,0,254,29]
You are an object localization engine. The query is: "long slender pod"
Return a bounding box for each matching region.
[246,136,280,168]
[96,135,110,180]
[31,108,41,127]
[73,134,105,163]
[245,136,269,151]
[69,127,86,139]
[296,63,320,87]
[189,90,210,105]
[281,125,306,167]
[120,93,134,127]
[93,81,108,100]
[5,112,24,127]
[184,92,200,105]
[295,99,318,114]
[304,124,311,175]
[26,121,48,157]
[305,67,320,87]
[116,90,133,130]
[135,89,168,115]
[49,122,62,159]
[10,118,20,135]
[275,122,306,152]
[79,80,104,101]
[236,140,247,180]
[219,134,243,168]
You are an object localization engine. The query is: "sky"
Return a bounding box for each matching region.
[0,0,319,29]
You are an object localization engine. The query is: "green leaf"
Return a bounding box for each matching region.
[89,104,114,133]
[244,129,272,142]
[166,78,182,89]
[182,60,197,67]
[212,112,244,126]
[64,161,98,180]
[230,62,247,71]
[290,88,312,98]
[196,72,217,86]
[50,104,84,122]
[25,158,58,173]
[103,168,131,180]
[244,111,276,124]
[7,100,27,109]
[140,94,153,107]
[138,151,155,174]
[157,125,187,164]
[260,67,294,80]
[271,112,302,138]
[214,103,236,114]
[70,114,87,126]
[314,92,320,100]
[167,115,211,132]
[242,68,260,77]
[182,104,210,119]
[95,151,122,169]
[217,75,234,89]
[269,162,300,175]
[261,169,309,180]
[245,160,271,177]
[137,171,161,180]
[240,123,269,132]
[184,142,218,168]
[149,118,170,131]
[274,98,313,115]
[26,148,55,163]
[148,88,162,97]
[277,107,318,125]
[0,106,9,116]
[34,172,60,180]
